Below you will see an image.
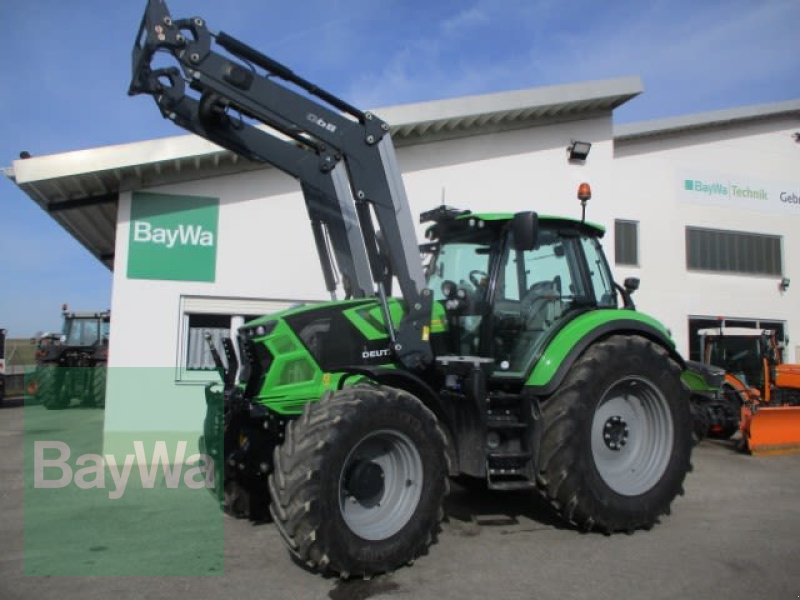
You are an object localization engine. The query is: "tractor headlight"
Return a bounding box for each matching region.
[243,321,277,339]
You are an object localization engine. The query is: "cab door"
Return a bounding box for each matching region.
[489,229,607,380]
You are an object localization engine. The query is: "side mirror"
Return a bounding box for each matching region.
[512,211,539,252]
[624,277,640,294]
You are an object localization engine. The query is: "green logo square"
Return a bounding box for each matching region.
[684,180,694,191]
[127,192,219,282]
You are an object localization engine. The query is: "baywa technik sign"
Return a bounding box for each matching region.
[679,171,799,214]
[127,192,219,282]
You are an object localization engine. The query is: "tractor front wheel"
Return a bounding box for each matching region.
[269,385,448,577]
[537,335,692,533]
[710,386,742,439]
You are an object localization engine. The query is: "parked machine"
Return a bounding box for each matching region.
[698,326,800,455]
[28,306,110,409]
[682,360,727,444]
[0,328,6,405]
[130,0,692,577]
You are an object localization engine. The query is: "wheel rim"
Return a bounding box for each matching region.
[339,429,423,541]
[591,376,674,496]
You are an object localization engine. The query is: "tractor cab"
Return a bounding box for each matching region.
[423,206,617,379]
[62,312,111,348]
[700,327,778,390]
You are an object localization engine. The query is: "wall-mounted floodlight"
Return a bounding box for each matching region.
[779,277,790,291]
[568,140,592,161]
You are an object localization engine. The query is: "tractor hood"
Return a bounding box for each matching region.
[236,298,447,414]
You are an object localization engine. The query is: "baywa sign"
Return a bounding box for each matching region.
[680,172,799,215]
[127,192,219,282]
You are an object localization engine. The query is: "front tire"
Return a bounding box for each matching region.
[269,385,448,577]
[689,396,710,445]
[709,386,741,439]
[537,335,691,533]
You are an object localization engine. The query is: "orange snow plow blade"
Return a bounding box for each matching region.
[745,406,800,456]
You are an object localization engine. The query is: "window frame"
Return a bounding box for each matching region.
[685,226,783,277]
[175,295,309,384]
[614,219,639,267]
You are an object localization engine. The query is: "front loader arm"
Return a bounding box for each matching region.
[129,0,432,369]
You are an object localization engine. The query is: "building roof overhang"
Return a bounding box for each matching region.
[5,77,643,270]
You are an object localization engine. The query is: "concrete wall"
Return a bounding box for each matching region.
[613,117,799,359]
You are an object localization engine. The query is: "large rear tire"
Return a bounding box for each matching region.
[91,366,107,408]
[269,385,448,577]
[537,335,692,533]
[39,365,68,410]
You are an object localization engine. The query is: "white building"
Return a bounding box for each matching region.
[6,77,799,442]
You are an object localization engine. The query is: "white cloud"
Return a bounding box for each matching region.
[343,0,800,119]
[441,7,489,36]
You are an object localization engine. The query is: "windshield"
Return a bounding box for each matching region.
[706,336,764,388]
[427,242,492,304]
[64,318,104,346]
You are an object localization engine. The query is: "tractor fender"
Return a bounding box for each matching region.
[525,315,684,396]
[336,366,459,475]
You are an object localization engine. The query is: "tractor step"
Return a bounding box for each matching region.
[486,479,536,491]
[487,417,527,430]
[484,394,537,491]
[486,451,535,490]
[487,451,532,461]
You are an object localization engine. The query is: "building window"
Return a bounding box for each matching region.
[614,220,638,266]
[176,296,308,383]
[686,227,782,276]
[186,313,232,371]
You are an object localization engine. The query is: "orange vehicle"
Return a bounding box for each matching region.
[699,327,800,455]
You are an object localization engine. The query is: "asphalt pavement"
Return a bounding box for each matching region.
[2,397,800,600]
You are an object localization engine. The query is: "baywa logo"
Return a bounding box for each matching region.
[132,221,214,248]
[684,179,768,201]
[34,440,215,500]
[127,192,219,282]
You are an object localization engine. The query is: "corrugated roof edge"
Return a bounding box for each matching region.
[7,76,642,186]
[614,99,800,142]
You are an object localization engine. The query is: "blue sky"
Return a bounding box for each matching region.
[1,0,798,336]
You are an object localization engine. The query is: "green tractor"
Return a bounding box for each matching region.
[28,306,110,410]
[132,1,691,577]
[0,328,6,405]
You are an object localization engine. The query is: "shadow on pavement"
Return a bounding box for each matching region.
[444,478,568,535]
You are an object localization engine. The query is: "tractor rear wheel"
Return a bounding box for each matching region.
[269,385,448,577]
[39,365,68,410]
[91,366,107,408]
[537,335,691,533]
